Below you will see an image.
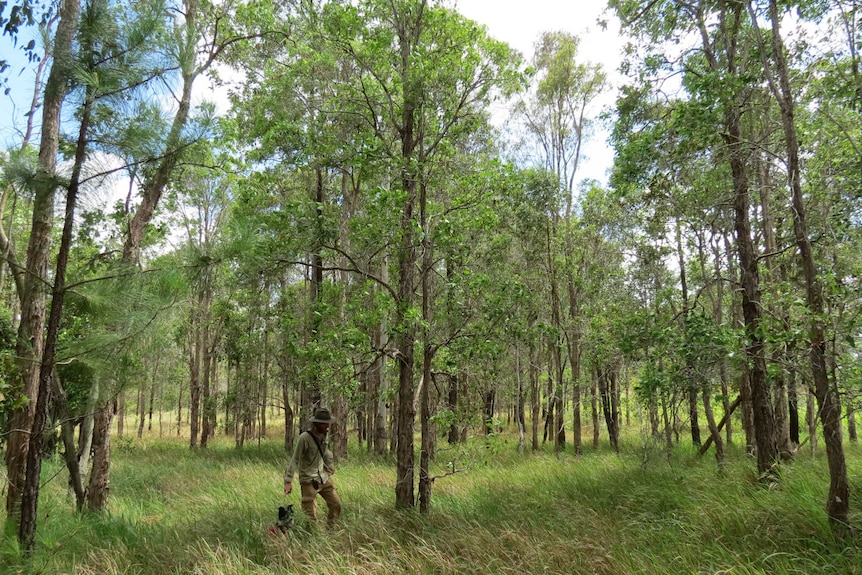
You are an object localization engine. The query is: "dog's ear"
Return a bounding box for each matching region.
[278,506,288,520]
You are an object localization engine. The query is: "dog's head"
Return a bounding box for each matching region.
[277,505,295,529]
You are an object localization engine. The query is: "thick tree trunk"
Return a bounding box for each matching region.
[78,378,98,472]
[394,168,418,508]
[5,0,80,521]
[85,401,114,512]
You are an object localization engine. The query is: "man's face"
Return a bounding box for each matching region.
[315,422,330,434]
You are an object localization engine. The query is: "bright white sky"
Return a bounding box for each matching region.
[454,0,625,185]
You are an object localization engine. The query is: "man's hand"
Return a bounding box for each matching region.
[284,482,292,495]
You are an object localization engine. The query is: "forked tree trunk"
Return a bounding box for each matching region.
[702,385,725,469]
[598,365,620,452]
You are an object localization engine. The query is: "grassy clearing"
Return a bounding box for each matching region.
[1,433,861,575]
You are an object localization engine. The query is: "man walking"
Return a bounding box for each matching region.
[284,407,342,526]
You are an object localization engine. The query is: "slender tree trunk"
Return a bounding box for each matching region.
[116,391,125,438]
[807,387,818,455]
[137,383,146,439]
[726,101,777,476]
[516,344,526,454]
[759,0,849,526]
[19,87,92,551]
[188,303,202,448]
[374,256,389,456]
[591,370,600,448]
[530,341,540,451]
[702,385,725,469]
[788,369,800,445]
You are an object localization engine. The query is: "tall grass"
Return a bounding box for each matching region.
[1,432,860,575]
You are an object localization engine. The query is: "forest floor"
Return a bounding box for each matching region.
[1,428,861,574]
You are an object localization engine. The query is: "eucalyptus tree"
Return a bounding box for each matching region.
[505,168,565,450]
[513,30,607,455]
[305,0,523,509]
[609,0,780,478]
[744,0,851,528]
[804,1,862,448]
[166,154,234,449]
[611,80,748,460]
[575,185,630,452]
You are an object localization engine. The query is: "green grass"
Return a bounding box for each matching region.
[1,433,861,575]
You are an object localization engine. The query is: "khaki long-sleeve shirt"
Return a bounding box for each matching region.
[284,430,334,486]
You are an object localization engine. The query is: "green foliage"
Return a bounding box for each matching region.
[1,435,860,574]
[0,303,19,438]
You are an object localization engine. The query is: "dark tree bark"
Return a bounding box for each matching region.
[598,365,620,452]
[85,401,114,512]
[5,0,80,521]
[702,3,778,477]
[758,0,849,528]
[19,75,92,551]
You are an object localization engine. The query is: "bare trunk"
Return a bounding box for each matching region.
[5,0,80,521]
[598,365,620,452]
[530,342,540,451]
[702,386,725,469]
[761,0,849,526]
[726,103,777,475]
[591,372,600,448]
[19,84,91,551]
[116,391,125,438]
[85,401,114,512]
[374,256,389,456]
[188,305,202,448]
[807,387,818,455]
[77,378,97,473]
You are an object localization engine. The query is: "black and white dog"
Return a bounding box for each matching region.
[270,504,295,535]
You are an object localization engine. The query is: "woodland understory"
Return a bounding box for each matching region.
[0,0,861,555]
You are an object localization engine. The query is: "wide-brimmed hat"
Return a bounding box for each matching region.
[311,407,335,424]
